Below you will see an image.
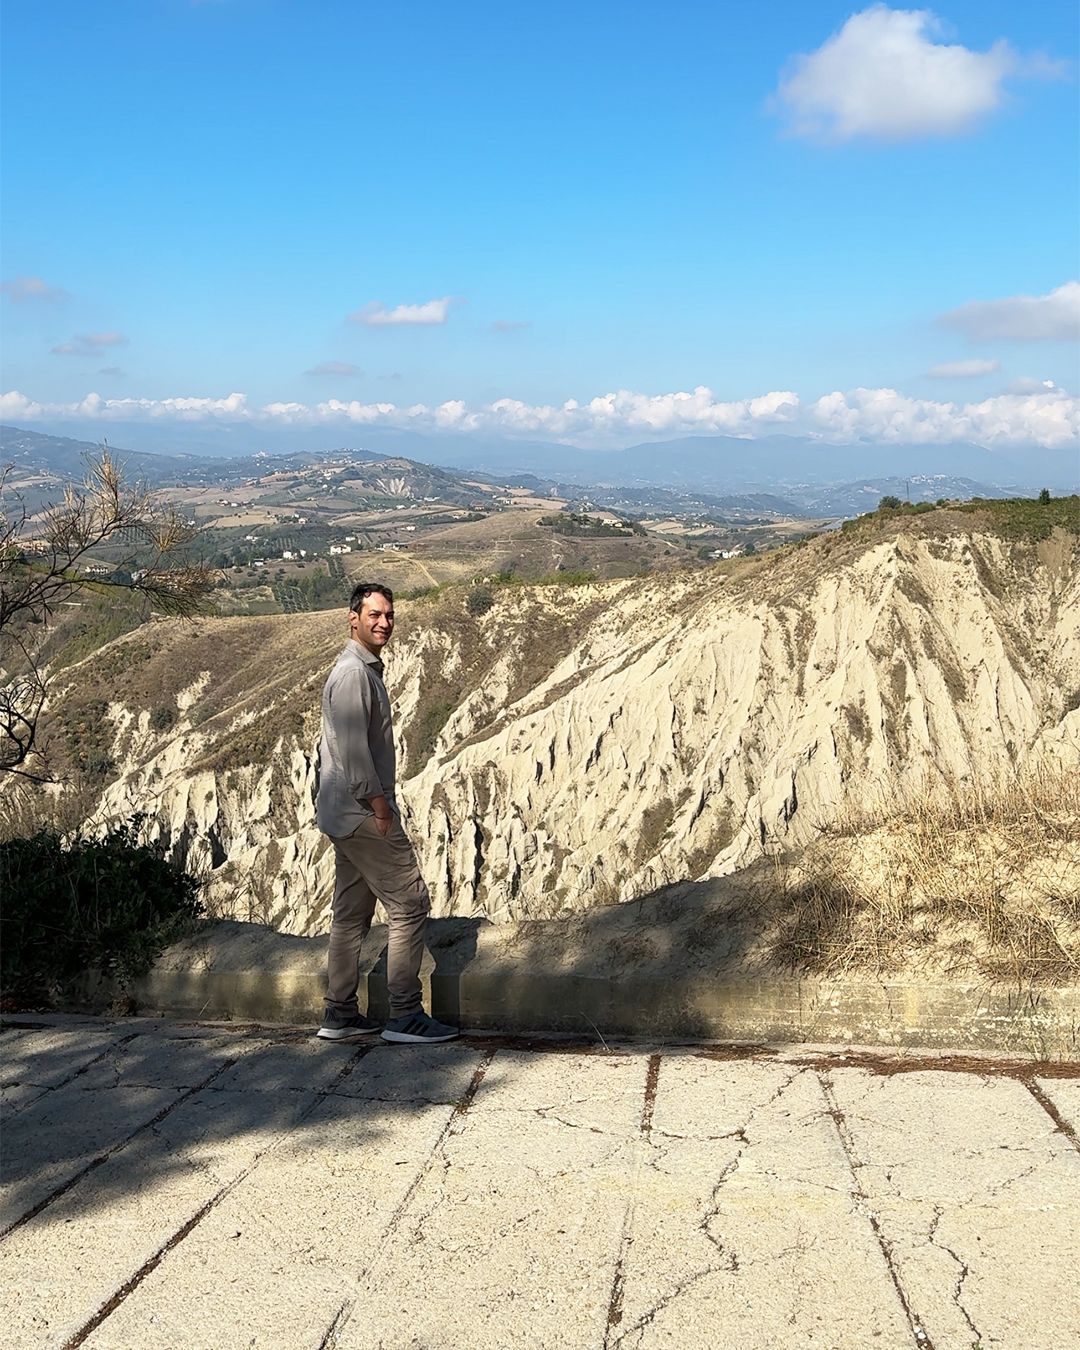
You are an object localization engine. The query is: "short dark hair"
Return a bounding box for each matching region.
[349,582,394,614]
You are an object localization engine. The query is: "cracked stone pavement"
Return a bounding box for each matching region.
[1,1016,1077,1349]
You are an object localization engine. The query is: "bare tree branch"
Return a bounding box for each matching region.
[1,449,216,777]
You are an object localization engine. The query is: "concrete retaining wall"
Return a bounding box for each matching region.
[73,918,1080,1058]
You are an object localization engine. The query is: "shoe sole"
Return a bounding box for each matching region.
[380,1029,459,1044]
[316,1026,380,1040]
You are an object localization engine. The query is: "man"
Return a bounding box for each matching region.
[315,581,458,1044]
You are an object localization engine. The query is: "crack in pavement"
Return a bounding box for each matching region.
[611,1266,718,1349]
[609,1064,808,1348]
[604,1053,662,1349]
[533,1107,639,1137]
[608,1133,750,1347]
[926,1206,984,1347]
[317,1298,352,1350]
[819,1070,936,1350]
[2,1029,142,1095]
[1023,1076,1079,1152]
[59,1046,371,1349]
[328,1047,497,1346]
[0,1053,238,1243]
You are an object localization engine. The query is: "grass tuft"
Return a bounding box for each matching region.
[765,761,1079,983]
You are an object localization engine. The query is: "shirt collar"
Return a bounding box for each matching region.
[347,638,384,674]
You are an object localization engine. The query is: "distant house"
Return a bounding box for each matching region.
[379,542,407,551]
[282,550,295,560]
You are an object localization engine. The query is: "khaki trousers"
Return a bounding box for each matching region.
[325,815,430,1018]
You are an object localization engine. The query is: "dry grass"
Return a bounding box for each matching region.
[766,761,1080,983]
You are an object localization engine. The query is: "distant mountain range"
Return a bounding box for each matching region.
[0,423,1071,519]
[6,410,1076,493]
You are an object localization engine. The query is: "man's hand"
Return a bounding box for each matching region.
[369,795,393,837]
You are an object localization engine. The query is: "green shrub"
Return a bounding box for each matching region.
[0,819,204,1002]
[465,585,496,616]
[149,705,176,731]
[79,748,116,777]
[411,698,457,764]
[493,568,598,589]
[953,494,1079,539]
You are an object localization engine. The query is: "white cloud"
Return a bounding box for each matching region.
[1,275,69,303]
[939,281,1080,341]
[926,358,1000,379]
[117,392,250,419]
[0,391,47,419]
[3,390,251,420]
[774,6,1019,142]
[319,399,399,424]
[349,297,451,326]
[808,385,1078,448]
[261,401,309,419]
[1006,377,1060,394]
[3,383,1076,449]
[51,331,128,357]
[305,361,364,377]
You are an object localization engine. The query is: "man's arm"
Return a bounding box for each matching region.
[331,667,392,835]
[366,792,393,836]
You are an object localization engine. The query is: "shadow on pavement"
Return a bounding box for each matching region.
[0,1022,500,1232]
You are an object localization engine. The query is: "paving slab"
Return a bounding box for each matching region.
[2,1082,49,1114]
[209,1035,361,1094]
[331,1040,486,1104]
[3,1019,1078,1350]
[82,1095,456,1350]
[611,1055,913,1348]
[1,1082,181,1234]
[4,1083,326,1349]
[828,1068,1080,1350]
[336,1050,648,1349]
[76,1032,252,1090]
[0,1025,134,1090]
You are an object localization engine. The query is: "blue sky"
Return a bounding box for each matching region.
[1,1,1078,450]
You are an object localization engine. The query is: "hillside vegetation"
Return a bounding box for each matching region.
[3,503,1077,981]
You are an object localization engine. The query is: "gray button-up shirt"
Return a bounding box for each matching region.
[316,639,397,839]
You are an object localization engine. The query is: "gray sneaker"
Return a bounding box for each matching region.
[316,1010,381,1040]
[381,1012,459,1044]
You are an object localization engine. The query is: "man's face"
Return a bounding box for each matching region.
[349,593,394,654]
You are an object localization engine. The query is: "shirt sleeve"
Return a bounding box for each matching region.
[331,665,385,801]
